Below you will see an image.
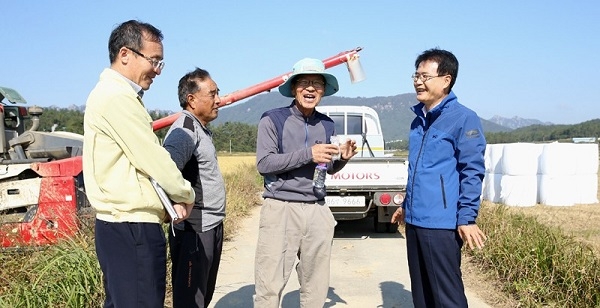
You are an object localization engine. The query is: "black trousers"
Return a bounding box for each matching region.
[95,219,166,308]
[405,223,468,308]
[169,222,223,308]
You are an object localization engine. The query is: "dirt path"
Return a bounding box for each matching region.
[209,206,493,308]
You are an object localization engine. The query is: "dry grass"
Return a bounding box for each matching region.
[511,204,600,255]
[509,168,600,255]
[218,154,262,240]
[218,154,256,175]
[463,167,600,307]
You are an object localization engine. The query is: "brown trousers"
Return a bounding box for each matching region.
[254,198,336,308]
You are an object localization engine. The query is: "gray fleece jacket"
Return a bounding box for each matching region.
[163,111,226,233]
[256,101,347,202]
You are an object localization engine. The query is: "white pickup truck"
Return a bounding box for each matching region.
[316,105,408,232]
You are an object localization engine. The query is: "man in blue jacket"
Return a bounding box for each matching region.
[392,48,487,308]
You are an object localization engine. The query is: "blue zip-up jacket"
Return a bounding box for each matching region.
[256,101,347,202]
[403,91,486,229]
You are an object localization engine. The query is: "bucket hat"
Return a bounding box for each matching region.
[278,58,339,97]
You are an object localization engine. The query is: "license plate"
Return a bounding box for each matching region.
[325,196,365,207]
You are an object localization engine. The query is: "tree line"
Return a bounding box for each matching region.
[26,107,600,151]
[379,119,600,149]
[29,107,258,153]
[484,118,600,143]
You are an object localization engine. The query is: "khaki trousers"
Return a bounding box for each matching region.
[254,198,336,308]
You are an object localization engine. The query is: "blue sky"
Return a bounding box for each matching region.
[1,1,598,125]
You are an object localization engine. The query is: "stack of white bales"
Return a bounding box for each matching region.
[482,142,598,206]
[538,142,599,206]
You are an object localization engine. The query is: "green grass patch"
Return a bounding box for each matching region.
[470,203,600,307]
[0,235,103,307]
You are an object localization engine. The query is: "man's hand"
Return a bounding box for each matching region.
[339,138,358,160]
[391,207,405,225]
[312,143,341,163]
[457,224,487,250]
[172,203,194,224]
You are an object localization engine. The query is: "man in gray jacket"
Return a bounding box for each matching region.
[163,68,226,308]
[254,58,357,307]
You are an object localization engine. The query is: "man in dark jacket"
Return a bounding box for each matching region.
[163,68,226,308]
[392,48,487,308]
[254,58,357,307]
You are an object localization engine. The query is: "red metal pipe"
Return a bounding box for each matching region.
[152,47,363,131]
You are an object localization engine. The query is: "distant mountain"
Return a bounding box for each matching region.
[53,92,514,141]
[212,92,512,142]
[488,115,553,129]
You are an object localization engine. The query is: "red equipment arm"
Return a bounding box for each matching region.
[152,47,363,131]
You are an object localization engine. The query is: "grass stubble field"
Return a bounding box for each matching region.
[461,170,600,307]
[216,154,256,174]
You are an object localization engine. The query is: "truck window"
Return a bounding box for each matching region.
[329,114,364,135]
[364,115,380,135]
[330,114,345,135]
[347,115,363,135]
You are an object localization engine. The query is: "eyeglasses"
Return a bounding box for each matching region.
[296,79,326,89]
[127,47,165,70]
[194,91,220,100]
[191,89,221,100]
[411,73,445,83]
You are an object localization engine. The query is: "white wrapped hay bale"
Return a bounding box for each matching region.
[574,143,599,175]
[575,173,599,204]
[485,144,504,174]
[538,174,577,206]
[499,174,538,207]
[482,172,502,203]
[539,142,578,176]
[538,143,598,205]
[501,143,542,176]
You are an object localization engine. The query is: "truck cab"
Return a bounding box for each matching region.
[317,105,385,158]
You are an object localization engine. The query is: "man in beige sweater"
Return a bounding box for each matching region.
[83,20,195,308]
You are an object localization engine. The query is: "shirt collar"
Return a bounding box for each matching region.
[110,68,144,98]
